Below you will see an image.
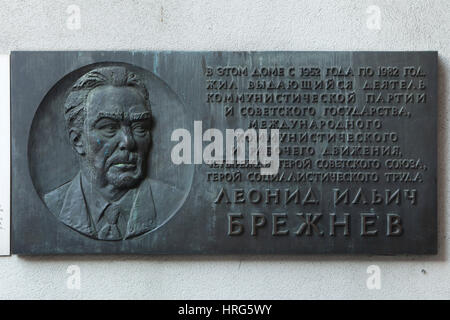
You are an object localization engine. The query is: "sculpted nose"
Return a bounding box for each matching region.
[118,127,136,151]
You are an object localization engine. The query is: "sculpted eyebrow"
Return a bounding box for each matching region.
[128,112,151,121]
[93,113,122,126]
[93,111,151,125]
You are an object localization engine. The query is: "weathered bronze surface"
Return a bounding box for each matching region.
[12,51,437,254]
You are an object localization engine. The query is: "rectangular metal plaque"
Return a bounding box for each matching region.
[11,51,437,254]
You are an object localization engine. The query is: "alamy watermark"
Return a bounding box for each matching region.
[366,265,381,290]
[170,121,280,175]
[66,5,81,30]
[66,265,81,290]
[366,5,381,30]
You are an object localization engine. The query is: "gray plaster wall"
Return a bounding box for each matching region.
[0,0,449,299]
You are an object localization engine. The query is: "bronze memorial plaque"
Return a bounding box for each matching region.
[11,51,437,254]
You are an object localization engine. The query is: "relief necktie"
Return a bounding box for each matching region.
[98,204,122,240]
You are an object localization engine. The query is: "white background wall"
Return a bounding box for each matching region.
[0,0,448,299]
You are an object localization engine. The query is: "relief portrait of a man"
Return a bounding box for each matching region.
[44,66,182,240]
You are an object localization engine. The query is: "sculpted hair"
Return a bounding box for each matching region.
[64,66,150,131]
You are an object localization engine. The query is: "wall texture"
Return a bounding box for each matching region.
[0,0,448,299]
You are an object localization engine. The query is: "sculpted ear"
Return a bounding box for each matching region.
[69,128,85,156]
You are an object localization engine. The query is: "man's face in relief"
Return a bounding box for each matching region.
[81,85,151,189]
